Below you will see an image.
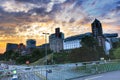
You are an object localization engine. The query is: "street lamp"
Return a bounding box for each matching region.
[43,32,49,80]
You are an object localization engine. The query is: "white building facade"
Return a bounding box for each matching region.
[104,33,118,55]
[63,33,91,50]
[64,40,82,50]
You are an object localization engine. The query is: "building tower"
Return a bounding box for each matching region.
[26,39,36,49]
[92,19,103,38]
[91,19,105,47]
[49,28,64,52]
[6,43,18,52]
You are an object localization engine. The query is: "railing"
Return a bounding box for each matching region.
[66,60,120,80]
[0,60,120,80]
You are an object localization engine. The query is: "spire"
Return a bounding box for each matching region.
[94,18,100,23]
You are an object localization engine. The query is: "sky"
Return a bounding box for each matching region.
[0,0,120,53]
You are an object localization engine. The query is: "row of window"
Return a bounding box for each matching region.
[64,40,81,50]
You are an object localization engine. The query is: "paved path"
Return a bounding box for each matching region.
[0,76,11,80]
[72,71,120,80]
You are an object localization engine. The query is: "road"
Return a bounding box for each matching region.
[1,65,43,80]
[0,77,11,80]
[72,71,120,80]
[1,62,120,80]
[0,63,83,80]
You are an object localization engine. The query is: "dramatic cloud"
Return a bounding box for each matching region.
[0,0,120,53]
[1,0,35,13]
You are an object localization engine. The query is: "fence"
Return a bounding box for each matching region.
[0,60,120,80]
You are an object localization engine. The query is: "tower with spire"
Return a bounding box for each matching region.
[91,19,105,47]
[92,19,103,37]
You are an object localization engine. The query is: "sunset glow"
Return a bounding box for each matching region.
[0,0,120,53]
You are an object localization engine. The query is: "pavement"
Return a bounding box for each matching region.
[72,71,120,80]
[1,62,120,80]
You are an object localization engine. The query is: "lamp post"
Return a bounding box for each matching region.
[43,32,49,80]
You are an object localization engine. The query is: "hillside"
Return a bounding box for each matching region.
[30,54,53,65]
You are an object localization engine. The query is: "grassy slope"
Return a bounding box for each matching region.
[30,54,53,66]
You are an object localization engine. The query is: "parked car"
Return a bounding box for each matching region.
[12,74,18,80]
[1,63,9,69]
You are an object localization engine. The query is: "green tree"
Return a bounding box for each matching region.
[112,42,120,48]
[81,35,105,59]
[11,52,20,60]
[96,46,106,59]
[113,47,120,59]
[81,35,98,48]
[68,47,99,62]
[30,48,52,62]
[16,55,31,64]
[53,52,69,64]
[4,50,15,61]
[109,49,115,59]
[49,35,107,64]
[109,41,120,59]
[0,54,5,60]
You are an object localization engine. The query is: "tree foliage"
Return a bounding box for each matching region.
[1,48,52,64]
[53,35,106,63]
[81,35,98,48]
[2,50,20,61]
[15,48,52,64]
[109,41,120,59]
[68,47,99,62]
[53,52,69,64]
[113,47,120,59]
[112,41,120,48]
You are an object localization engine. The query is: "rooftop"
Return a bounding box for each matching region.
[64,32,92,42]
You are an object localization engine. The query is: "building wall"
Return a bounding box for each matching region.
[91,19,119,55]
[92,19,103,37]
[91,19,105,48]
[49,36,64,52]
[6,43,18,51]
[63,33,92,50]
[64,40,82,50]
[49,28,64,52]
[104,38,112,55]
[26,39,36,49]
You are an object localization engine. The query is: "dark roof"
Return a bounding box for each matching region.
[92,18,100,24]
[27,39,36,42]
[6,43,18,51]
[94,18,100,22]
[49,34,55,38]
[49,32,64,39]
[103,33,118,38]
[37,43,49,48]
[64,32,92,42]
[111,38,119,42]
